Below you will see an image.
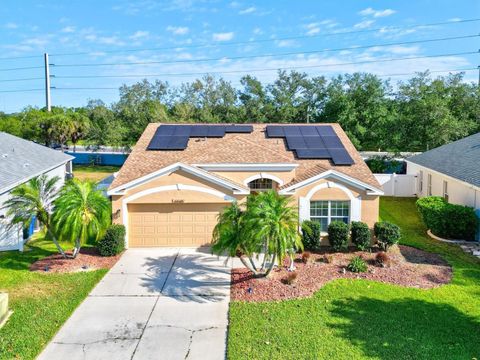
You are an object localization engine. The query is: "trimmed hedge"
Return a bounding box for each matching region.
[97,224,126,256]
[351,221,371,251]
[301,220,321,250]
[416,196,478,241]
[374,221,401,251]
[328,221,349,251]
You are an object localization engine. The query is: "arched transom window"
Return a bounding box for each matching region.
[248,178,274,191]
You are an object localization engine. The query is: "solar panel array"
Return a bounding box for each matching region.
[147,124,253,150]
[266,125,354,165]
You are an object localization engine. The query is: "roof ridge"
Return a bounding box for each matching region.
[233,135,294,162]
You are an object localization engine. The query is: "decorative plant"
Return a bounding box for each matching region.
[301,220,321,251]
[53,179,111,258]
[347,256,368,273]
[375,251,390,267]
[301,251,312,264]
[328,221,350,251]
[374,221,401,251]
[351,221,372,251]
[98,224,126,256]
[212,190,302,277]
[283,272,298,285]
[4,175,67,257]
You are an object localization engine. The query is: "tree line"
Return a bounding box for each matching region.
[0,70,478,151]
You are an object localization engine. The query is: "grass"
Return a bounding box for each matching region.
[0,236,107,360]
[228,197,480,359]
[72,165,119,182]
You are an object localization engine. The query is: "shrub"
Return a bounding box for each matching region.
[328,221,350,251]
[283,272,298,285]
[301,251,312,264]
[375,251,391,267]
[97,224,126,256]
[374,221,401,251]
[301,220,321,251]
[351,221,371,251]
[416,196,478,241]
[347,256,368,273]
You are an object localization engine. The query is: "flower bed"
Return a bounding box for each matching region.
[231,245,452,302]
[29,247,121,273]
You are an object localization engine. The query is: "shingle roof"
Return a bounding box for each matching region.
[408,132,480,188]
[0,132,73,193]
[110,123,381,191]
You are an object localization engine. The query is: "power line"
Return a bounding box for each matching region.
[48,17,480,58]
[52,51,478,79]
[0,54,43,61]
[0,88,44,93]
[50,35,480,68]
[0,77,44,83]
[0,65,44,72]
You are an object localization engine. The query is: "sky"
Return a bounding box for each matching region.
[0,0,479,113]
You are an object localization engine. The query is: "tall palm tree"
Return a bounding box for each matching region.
[3,175,67,257]
[212,190,302,277]
[53,179,111,258]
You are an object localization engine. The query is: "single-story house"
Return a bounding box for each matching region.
[108,123,383,248]
[406,132,480,240]
[0,132,73,251]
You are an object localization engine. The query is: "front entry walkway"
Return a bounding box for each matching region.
[38,248,231,360]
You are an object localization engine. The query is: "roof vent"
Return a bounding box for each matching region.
[1,153,8,158]
[23,163,30,167]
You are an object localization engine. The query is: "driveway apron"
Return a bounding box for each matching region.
[38,248,231,360]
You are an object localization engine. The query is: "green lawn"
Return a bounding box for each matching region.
[0,237,107,360]
[72,165,120,182]
[228,197,480,359]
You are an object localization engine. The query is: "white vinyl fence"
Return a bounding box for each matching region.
[374,173,417,197]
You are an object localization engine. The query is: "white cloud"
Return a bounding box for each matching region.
[23,37,49,46]
[305,22,320,35]
[130,30,149,39]
[212,32,234,41]
[275,39,298,48]
[239,6,256,15]
[166,26,189,35]
[253,27,263,35]
[61,26,76,33]
[5,22,18,29]
[354,20,375,29]
[359,7,396,18]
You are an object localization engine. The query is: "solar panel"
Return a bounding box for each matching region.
[285,136,307,150]
[316,126,336,136]
[225,125,253,133]
[283,126,302,136]
[189,125,209,137]
[328,148,354,165]
[147,136,171,150]
[321,135,343,148]
[266,125,285,138]
[172,125,191,136]
[299,126,319,136]
[167,135,189,149]
[207,126,226,137]
[304,136,325,149]
[295,149,331,159]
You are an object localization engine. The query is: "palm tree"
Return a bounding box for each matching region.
[53,179,111,258]
[212,190,302,277]
[3,175,67,257]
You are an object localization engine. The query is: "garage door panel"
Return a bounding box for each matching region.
[128,203,224,247]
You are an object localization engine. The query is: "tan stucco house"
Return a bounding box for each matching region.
[108,123,383,248]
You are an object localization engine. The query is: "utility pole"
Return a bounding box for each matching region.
[44,52,51,112]
[478,65,480,87]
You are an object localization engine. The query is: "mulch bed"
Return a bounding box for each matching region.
[30,248,122,273]
[231,245,452,302]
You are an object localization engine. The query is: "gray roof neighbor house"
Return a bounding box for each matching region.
[0,132,73,194]
[408,132,480,188]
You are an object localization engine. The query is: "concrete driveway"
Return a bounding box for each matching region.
[38,248,232,360]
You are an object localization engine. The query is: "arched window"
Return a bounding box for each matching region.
[248,178,274,191]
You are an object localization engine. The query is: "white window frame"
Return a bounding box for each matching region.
[443,180,449,202]
[310,200,350,232]
[427,174,432,196]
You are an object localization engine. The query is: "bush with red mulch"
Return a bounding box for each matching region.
[29,247,121,273]
[231,245,452,302]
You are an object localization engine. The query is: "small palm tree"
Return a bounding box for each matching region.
[212,190,302,277]
[53,179,111,258]
[3,175,67,257]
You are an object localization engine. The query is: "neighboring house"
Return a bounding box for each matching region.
[406,132,480,239]
[108,123,383,248]
[0,132,73,251]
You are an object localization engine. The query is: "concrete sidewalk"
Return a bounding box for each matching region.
[38,248,231,360]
